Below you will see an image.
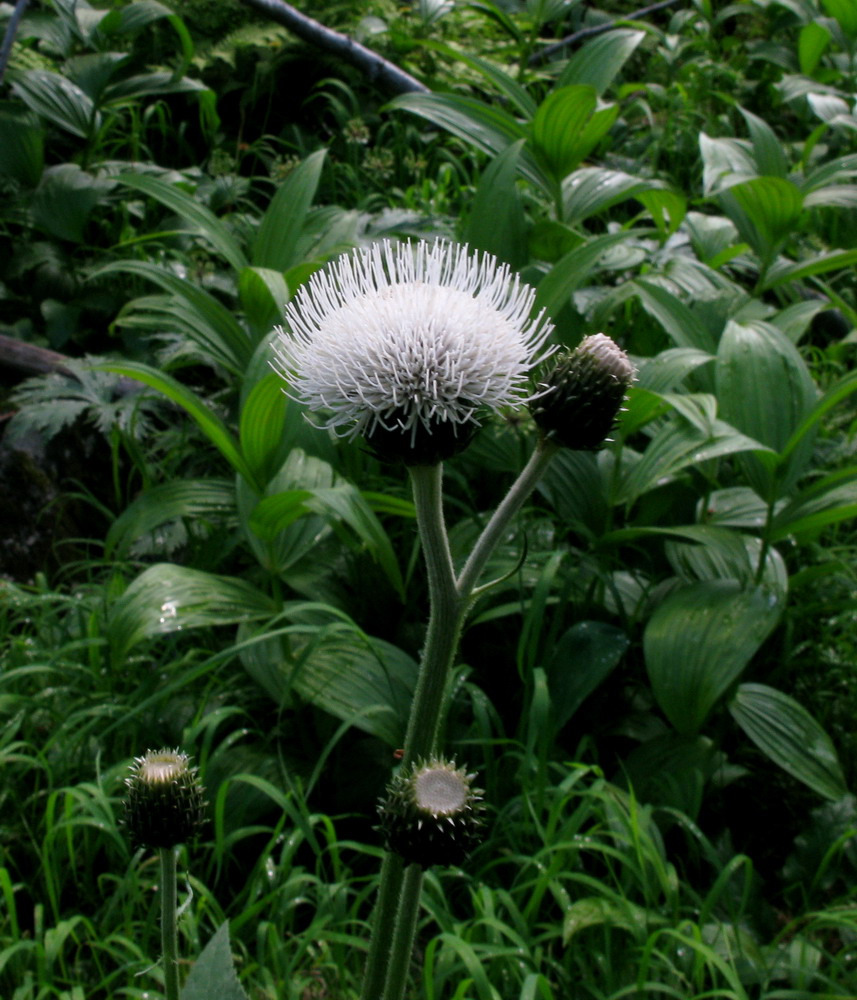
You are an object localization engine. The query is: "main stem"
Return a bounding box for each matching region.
[362,446,559,1000]
[159,847,180,1000]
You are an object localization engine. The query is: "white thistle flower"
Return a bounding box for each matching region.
[272,240,554,462]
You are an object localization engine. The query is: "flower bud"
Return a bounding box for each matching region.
[530,333,634,450]
[123,749,206,851]
[378,758,485,868]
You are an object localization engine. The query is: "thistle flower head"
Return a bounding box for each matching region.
[530,333,635,451]
[272,240,554,464]
[378,757,486,868]
[123,748,206,851]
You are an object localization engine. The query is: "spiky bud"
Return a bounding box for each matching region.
[378,758,486,868]
[530,333,635,450]
[123,749,206,851]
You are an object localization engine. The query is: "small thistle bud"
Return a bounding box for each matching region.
[530,333,635,450]
[123,749,206,851]
[378,758,486,868]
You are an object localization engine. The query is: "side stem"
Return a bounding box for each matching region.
[159,847,180,1000]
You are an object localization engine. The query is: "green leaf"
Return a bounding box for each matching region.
[181,921,249,1000]
[238,267,289,341]
[239,372,294,488]
[634,347,715,394]
[252,149,326,271]
[462,140,528,268]
[556,28,646,94]
[31,164,112,243]
[563,168,668,225]
[778,367,857,468]
[252,485,404,599]
[0,108,43,186]
[531,85,598,181]
[533,230,639,320]
[632,281,716,352]
[718,177,804,264]
[699,133,756,196]
[115,173,248,272]
[91,360,260,489]
[770,468,857,540]
[106,478,236,557]
[716,319,817,494]
[290,624,418,746]
[739,107,789,178]
[419,41,536,116]
[546,621,628,729]
[10,69,100,139]
[821,0,857,39]
[799,21,832,75]
[762,248,857,289]
[538,449,607,533]
[93,260,252,373]
[729,683,847,800]
[109,564,276,663]
[644,581,781,735]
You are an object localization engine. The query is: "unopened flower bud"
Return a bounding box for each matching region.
[378,757,486,868]
[530,333,635,450]
[124,749,206,850]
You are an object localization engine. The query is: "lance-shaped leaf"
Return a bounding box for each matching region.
[252,149,326,272]
[729,683,847,801]
[531,85,618,183]
[718,177,804,266]
[644,580,782,735]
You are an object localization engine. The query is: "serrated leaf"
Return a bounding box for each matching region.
[730,683,847,800]
[181,921,249,1000]
[645,581,781,735]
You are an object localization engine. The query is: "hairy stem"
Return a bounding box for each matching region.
[159,847,180,1000]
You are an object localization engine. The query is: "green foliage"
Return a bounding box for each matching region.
[2,0,857,995]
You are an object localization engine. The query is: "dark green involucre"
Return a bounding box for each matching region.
[378,758,486,868]
[530,333,635,451]
[123,748,206,851]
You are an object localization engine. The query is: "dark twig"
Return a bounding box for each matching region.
[238,0,429,95]
[0,0,30,85]
[529,0,680,66]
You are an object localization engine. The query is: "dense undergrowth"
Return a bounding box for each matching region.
[2,0,857,996]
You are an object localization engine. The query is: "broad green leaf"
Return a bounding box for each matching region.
[729,683,847,800]
[634,348,715,394]
[92,360,260,489]
[615,413,770,507]
[546,621,628,729]
[739,107,789,178]
[556,29,646,94]
[719,177,804,264]
[633,281,716,352]
[92,260,252,373]
[798,21,831,75]
[645,581,781,735]
[0,108,43,186]
[564,896,662,945]
[386,91,550,191]
[238,266,289,342]
[10,69,100,139]
[290,626,417,746]
[109,564,276,663]
[32,164,112,242]
[699,133,756,196]
[181,921,249,1000]
[702,487,776,529]
[821,0,857,38]
[762,248,857,289]
[419,41,537,116]
[115,173,247,272]
[716,319,817,494]
[624,734,721,814]
[664,527,788,594]
[252,148,326,271]
[531,85,599,181]
[106,478,235,557]
[563,168,668,225]
[252,485,404,598]
[778,367,857,467]
[462,140,528,268]
[239,372,294,488]
[533,230,640,321]
[537,449,607,533]
[636,187,687,235]
[770,468,857,539]
[804,184,857,207]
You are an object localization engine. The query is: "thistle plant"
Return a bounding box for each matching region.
[124,749,206,1000]
[273,240,633,1000]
